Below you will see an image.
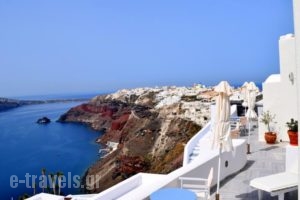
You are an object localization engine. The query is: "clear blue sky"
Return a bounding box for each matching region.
[0,0,294,97]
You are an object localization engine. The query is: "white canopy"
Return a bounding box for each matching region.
[212,81,233,152]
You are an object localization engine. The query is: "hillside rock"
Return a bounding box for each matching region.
[0,97,91,112]
[0,98,20,111]
[58,86,212,193]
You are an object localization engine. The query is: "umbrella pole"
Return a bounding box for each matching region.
[247,120,251,154]
[216,145,222,200]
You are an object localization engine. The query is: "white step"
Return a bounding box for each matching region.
[194,146,201,151]
[189,155,198,160]
[192,149,200,154]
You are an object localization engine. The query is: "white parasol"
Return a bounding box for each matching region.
[245,82,259,153]
[212,81,233,200]
[241,81,249,115]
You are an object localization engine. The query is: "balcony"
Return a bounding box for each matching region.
[209,125,298,200]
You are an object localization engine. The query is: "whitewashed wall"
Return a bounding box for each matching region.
[259,34,298,142]
[292,0,300,198]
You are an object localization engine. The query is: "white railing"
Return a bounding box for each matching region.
[68,174,142,200]
[26,193,64,200]
[92,174,142,200]
[183,104,238,166]
[183,122,211,166]
[119,138,247,200]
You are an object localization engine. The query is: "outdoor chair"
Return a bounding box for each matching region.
[250,146,298,200]
[230,117,240,138]
[179,167,213,200]
[230,129,240,139]
[250,172,297,200]
[239,117,248,136]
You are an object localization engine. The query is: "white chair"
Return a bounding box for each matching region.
[238,117,247,136]
[179,167,213,200]
[250,146,298,200]
[250,172,297,200]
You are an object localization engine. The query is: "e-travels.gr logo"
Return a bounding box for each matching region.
[10,172,101,190]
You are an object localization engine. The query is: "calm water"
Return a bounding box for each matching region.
[0,102,102,199]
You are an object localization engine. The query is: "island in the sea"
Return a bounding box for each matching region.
[58,85,227,193]
[0,97,90,112]
[36,117,51,124]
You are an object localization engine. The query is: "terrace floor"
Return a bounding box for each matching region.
[210,127,298,200]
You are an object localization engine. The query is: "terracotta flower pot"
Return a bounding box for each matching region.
[287,130,298,146]
[264,132,277,144]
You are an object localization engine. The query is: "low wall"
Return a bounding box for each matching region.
[119,139,247,200]
[166,139,247,188]
[183,104,238,166]
[91,174,142,200]
[69,175,142,200]
[183,121,211,166]
[286,145,298,173]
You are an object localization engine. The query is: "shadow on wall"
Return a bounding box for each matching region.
[259,146,279,152]
[209,160,255,195]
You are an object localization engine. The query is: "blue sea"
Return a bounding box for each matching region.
[0,99,103,199]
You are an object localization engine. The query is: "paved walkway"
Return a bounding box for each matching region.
[210,128,298,200]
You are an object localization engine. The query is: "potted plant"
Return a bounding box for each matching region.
[286,118,298,146]
[260,110,277,144]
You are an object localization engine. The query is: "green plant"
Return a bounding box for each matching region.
[260,110,276,132]
[286,118,298,132]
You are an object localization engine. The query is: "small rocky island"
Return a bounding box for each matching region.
[36,117,51,124]
[58,85,216,193]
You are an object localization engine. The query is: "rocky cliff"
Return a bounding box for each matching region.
[0,98,21,111]
[58,86,213,193]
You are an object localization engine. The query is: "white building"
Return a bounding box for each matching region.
[259,33,298,142]
[292,0,300,198]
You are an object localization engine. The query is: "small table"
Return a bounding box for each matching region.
[150,188,197,200]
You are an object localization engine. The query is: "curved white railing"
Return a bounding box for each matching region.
[183,104,238,166]
[119,138,247,200]
[183,121,211,166]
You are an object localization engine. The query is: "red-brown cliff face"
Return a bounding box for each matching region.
[58,87,211,193]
